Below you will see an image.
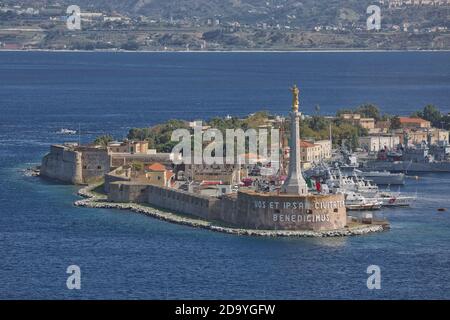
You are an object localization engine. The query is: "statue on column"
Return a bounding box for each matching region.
[290,85,300,112]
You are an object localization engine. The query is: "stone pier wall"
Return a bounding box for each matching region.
[104,168,131,193]
[233,191,347,231]
[108,182,148,203]
[143,185,347,231]
[147,185,220,220]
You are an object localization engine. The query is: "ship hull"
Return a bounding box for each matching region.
[359,173,405,185]
[364,161,450,173]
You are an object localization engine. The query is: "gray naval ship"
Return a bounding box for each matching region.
[363,132,450,173]
[306,158,406,185]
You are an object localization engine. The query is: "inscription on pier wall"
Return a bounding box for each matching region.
[142,185,347,232]
[235,192,347,231]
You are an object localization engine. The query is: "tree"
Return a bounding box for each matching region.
[121,40,139,51]
[336,108,354,117]
[441,114,450,130]
[94,135,113,147]
[390,116,401,130]
[422,104,442,127]
[131,161,144,172]
[356,104,381,121]
[244,111,270,129]
[309,115,329,132]
[315,104,321,115]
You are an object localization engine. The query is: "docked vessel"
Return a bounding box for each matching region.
[342,168,405,185]
[364,134,450,173]
[323,168,414,208]
[364,160,450,173]
[376,192,416,207]
[344,192,382,211]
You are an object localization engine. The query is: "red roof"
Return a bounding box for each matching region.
[146,163,166,171]
[399,117,429,124]
[4,43,21,50]
[299,140,316,148]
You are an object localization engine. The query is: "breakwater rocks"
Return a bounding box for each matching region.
[75,185,386,238]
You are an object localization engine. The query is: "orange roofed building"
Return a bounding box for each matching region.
[398,117,431,129]
[283,139,331,170]
[145,163,174,187]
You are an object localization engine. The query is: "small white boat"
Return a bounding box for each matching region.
[57,128,77,135]
[376,192,416,207]
[344,192,382,211]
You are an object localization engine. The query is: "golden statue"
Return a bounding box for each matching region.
[290,84,300,112]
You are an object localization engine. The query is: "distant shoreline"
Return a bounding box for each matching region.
[1,48,450,54]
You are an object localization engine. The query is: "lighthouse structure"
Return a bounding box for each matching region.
[281,84,309,195]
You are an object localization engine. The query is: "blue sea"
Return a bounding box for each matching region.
[1,51,450,299]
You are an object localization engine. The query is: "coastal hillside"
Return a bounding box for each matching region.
[1,0,449,50]
[2,0,449,28]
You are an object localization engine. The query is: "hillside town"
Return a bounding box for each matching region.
[1,0,449,51]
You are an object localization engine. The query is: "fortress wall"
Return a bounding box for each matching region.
[110,153,172,168]
[80,150,110,184]
[147,185,219,219]
[232,192,347,231]
[104,181,347,232]
[108,182,149,203]
[209,196,239,225]
[40,145,110,185]
[144,186,346,231]
[40,145,83,184]
[104,171,131,193]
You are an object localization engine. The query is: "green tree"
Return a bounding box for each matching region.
[131,161,144,172]
[315,104,321,115]
[336,108,354,117]
[390,116,401,130]
[421,104,442,127]
[244,111,270,129]
[308,115,329,132]
[356,104,381,121]
[121,40,139,51]
[94,135,113,147]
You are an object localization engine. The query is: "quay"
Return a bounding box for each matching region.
[75,184,388,238]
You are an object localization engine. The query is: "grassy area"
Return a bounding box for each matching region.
[90,183,107,196]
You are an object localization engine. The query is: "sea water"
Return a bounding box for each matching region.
[1,51,449,299]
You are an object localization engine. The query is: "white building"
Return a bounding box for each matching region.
[359,135,400,152]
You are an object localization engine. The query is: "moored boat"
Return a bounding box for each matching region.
[376,192,416,207]
[344,192,382,211]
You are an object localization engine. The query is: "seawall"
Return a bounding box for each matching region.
[75,185,387,238]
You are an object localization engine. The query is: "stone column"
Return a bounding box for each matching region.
[281,111,308,195]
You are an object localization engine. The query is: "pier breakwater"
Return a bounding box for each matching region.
[74,185,387,238]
